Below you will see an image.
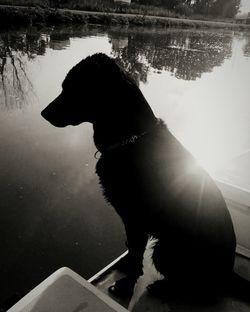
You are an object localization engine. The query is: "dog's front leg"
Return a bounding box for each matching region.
[124,222,148,277]
[109,222,148,297]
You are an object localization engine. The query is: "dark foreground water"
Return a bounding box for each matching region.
[0,25,249,305]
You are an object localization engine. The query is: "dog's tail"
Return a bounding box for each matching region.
[227,272,250,303]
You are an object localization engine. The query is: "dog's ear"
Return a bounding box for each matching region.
[88,54,126,80]
[88,54,146,106]
[99,55,139,94]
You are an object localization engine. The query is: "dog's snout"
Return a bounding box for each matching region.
[41,103,55,123]
[41,95,68,127]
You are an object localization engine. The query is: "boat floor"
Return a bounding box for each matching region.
[90,243,250,312]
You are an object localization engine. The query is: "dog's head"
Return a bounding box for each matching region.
[41,53,137,127]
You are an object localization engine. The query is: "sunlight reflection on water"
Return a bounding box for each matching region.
[141,35,249,187]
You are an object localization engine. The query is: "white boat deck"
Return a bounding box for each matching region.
[7,267,128,312]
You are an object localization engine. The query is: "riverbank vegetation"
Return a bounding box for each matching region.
[0,0,249,30]
[134,0,241,19]
[0,0,242,20]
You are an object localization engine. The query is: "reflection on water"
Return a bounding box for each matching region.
[243,34,250,57]
[0,25,249,305]
[0,26,236,109]
[110,28,233,82]
[0,26,104,109]
[0,29,69,109]
[0,25,249,176]
[0,31,37,108]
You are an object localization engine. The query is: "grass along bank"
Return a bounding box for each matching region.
[0,5,250,30]
[0,0,200,20]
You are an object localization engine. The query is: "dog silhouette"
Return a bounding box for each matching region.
[42,53,249,301]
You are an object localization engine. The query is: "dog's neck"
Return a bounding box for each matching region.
[93,99,157,154]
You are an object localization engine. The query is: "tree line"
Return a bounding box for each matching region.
[132,0,241,18]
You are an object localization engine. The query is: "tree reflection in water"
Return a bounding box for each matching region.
[0,26,238,110]
[109,28,233,83]
[0,30,48,109]
[0,26,105,110]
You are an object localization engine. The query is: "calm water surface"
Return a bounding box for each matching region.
[0,25,250,303]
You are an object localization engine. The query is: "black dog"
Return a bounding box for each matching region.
[41,53,248,301]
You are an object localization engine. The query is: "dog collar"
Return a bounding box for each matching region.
[94,118,161,159]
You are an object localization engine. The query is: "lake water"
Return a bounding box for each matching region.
[0,25,250,304]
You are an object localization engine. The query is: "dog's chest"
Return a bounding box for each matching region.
[95,151,145,205]
[96,154,132,188]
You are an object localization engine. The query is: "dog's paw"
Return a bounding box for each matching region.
[108,277,136,298]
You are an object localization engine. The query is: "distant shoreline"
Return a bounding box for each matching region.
[1,5,250,30]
